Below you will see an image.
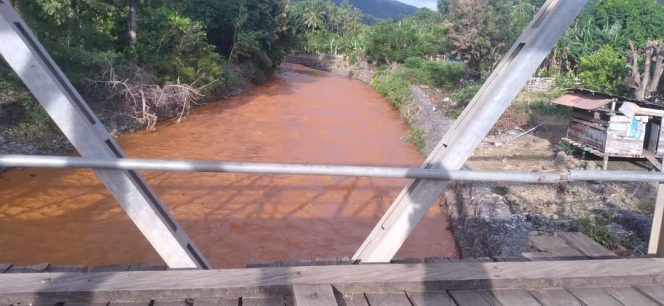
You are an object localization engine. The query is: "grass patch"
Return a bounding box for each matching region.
[397,58,465,88]
[491,186,509,196]
[559,140,579,156]
[405,128,426,152]
[578,214,615,249]
[371,70,412,109]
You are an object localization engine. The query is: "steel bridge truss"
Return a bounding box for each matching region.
[2,0,662,268]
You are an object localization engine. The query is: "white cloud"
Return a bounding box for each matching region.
[396,0,438,10]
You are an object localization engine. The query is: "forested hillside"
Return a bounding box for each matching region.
[2,0,664,134]
[292,0,664,112]
[332,0,418,23]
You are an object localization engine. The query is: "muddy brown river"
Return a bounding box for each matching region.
[0,63,457,268]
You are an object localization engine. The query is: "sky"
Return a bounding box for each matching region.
[397,0,438,10]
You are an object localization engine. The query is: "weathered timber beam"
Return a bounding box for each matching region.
[0,259,662,304]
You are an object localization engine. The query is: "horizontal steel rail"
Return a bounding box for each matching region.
[1,154,663,184]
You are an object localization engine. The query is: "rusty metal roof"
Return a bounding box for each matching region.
[552,92,613,110]
[553,88,664,111]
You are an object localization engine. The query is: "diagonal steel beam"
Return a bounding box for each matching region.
[353,0,588,263]
[0,2,209,269]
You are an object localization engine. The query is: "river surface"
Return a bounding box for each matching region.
[0,63,457,268]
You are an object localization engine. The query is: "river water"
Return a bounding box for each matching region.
[0,63,457,268]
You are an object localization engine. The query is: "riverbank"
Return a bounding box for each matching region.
[0,67,256,160]
[286,53,657,259]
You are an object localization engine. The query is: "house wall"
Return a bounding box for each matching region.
[604,115,648,156]
[567,110,608,151]
[655,122,664,156]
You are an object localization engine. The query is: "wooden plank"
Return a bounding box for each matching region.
[192,299,239,306]
[241,296,287,306]
[529,236,587,259]
[128,263,166,271]
[567,288,622,306]
[90,264,131,272]
[0,264,11,273]
[449,290,494,306]
[46,265,87,273]
[365,292,411,306]
[489,289,541,306]
[521,252,555,261]
[492,256,528,262]
[152,300,190,305]
[529,289,581,306]
[340,293,368,306]
[644,150,663,171]
[2,259,664,303]
[635,285,664,304]
[6,263,49,273]
[605,287,659,306]
[459,258,492,263]
[292,284,336,306]
[407,291,456,306]
[423,257,452,263]
[391,258,423,264]
[555,232,618,259]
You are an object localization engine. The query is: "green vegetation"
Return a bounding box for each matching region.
[560,140,580,156]
[371,69,412,109]
[491,186,510,196]
[579,216,615,249]
[576,46,629,95]
[1,0,291,129]
[406,128,426,151]
[553,0,664,97]
[4,0,664,132]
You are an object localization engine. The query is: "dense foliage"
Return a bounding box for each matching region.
[4,0,664,129]
[294,0,664,100]
[290,0,364,57]
[1,0,292,126]
[555,0,664,96]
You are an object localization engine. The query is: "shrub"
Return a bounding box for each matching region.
[452,82,482,105]
[560,140,579,156]
[404,57,425,69]
[405,128,426,152]
[371,71,412,109]
[396,67,430,85]
[421,61,465,87]
[578,45,629,96]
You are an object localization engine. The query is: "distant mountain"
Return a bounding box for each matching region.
[333,0,419,23]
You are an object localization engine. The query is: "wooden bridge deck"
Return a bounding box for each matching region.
[1,258,664,305]
[0,232,660,305]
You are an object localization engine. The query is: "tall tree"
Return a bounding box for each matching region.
[626,40,664,100]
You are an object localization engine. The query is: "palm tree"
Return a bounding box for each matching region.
[328,6,343,34]
[301,6,325,32]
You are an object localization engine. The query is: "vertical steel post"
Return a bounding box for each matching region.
[0,2,209,269]
[649,167,664,257]
[354,0,588,263]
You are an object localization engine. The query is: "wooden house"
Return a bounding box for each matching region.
[553,89,664,169]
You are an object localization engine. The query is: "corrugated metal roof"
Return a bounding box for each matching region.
[552,93,613,110]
